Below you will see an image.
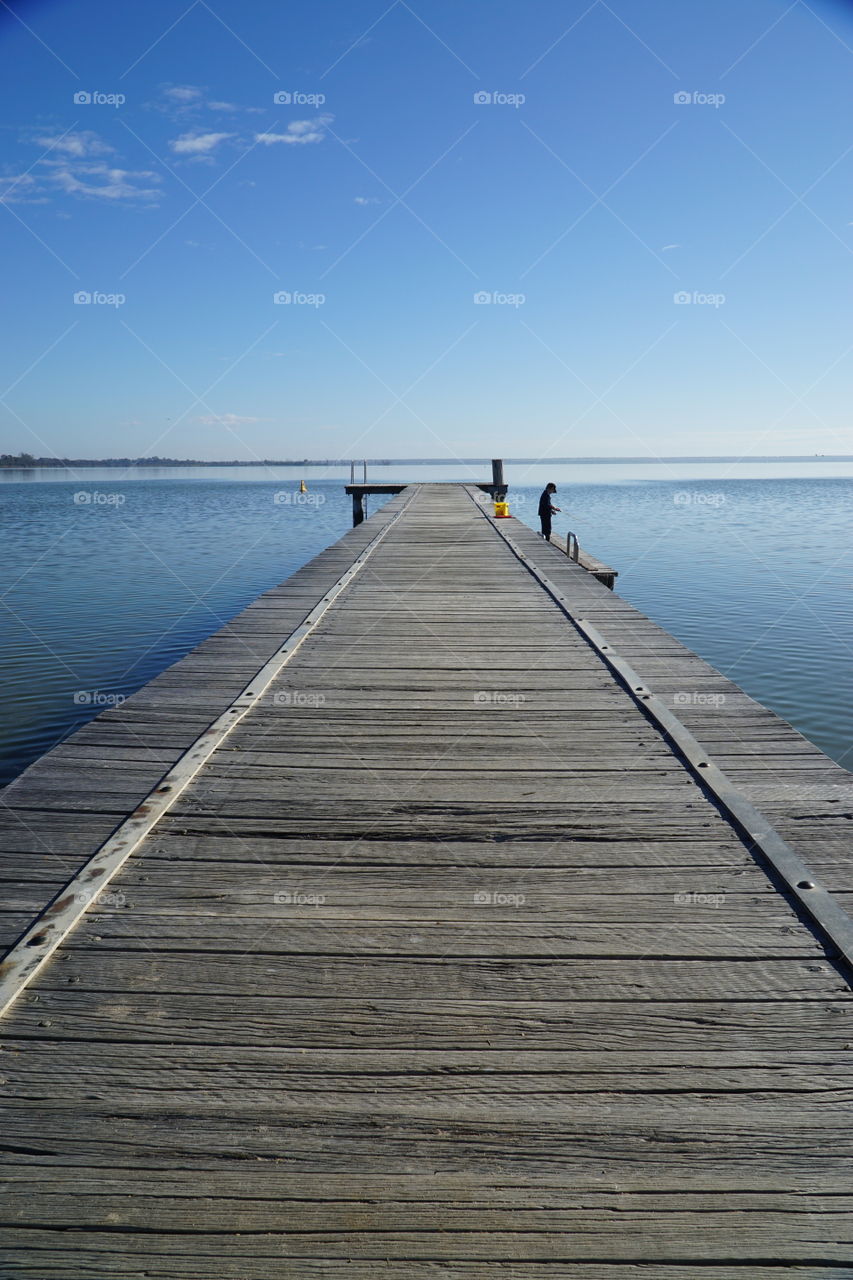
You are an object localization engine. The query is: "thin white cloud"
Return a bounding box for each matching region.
[0,173,46,204]
[10,130,160,204]
[164,85,203,103]
[51,163,162,202]
[33,131,113,158]
[155,85,264,118]
[170,130,234,156]
[661,243,681,251]
[255,115,332,146]
[354,195,380,205]
[209,101,266,115]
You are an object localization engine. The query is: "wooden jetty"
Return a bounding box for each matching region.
[2,481,853,1277]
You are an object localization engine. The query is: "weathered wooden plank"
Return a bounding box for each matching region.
[0,1258,844,1280]
[204,744,676,767]
[3,1158,849,1196]
[180,772,699,803]
[6,1041,853,1091]
[147,804,809,839]
[45,897,804,928]
[0,1236,849,1279]
[8,992,852,1050]
[55,861,778,897]
[114,830,759,859]
[27,951,851,1001]
[3,1196,853,1253]
[4,1109,853,1183]
[49,918,815,957]
[8,1086,853,1125]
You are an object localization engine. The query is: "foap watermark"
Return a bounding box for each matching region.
[73,690,126,707]
[273,690,326,707]
[73,490,125,506]
[273,290,325,307]
[474,691,526,706]
[73,90,126,107]
[474,290,526,307]
[674,90,726,108]
[672,691,727,709]
[674,290,725,308]
[274,490,326,507]
[673,491,726,508]
[674,891,725,908]
[473,890,526,906]
[273,889,326,905]
[472,490,528,508]
[474,90,526,108]
[73,290,126,307]
[273,90,326,106]
[75,888,127,908]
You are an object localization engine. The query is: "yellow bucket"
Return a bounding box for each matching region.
[493,501,509,518]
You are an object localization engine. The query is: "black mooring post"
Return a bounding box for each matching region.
[352,491,365,526]
[491,458,507,500]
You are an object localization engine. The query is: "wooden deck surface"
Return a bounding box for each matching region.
[2,482,853,1277]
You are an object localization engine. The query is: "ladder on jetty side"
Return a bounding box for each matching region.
[1,482,853,1276]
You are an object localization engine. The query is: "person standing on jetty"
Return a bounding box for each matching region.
[538,483,560,540]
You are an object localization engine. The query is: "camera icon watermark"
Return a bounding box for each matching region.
[274,490,326,507]
[73,90,125,107]
[273,90,326,106]
[672,691,727,708]
[674,290,725,308]
[473,90,526,108]
[673,491,727,508]
[674,891,725,908]
[73,690,127,707]
[473,889,526,906]
[474,290,526,307]
[474,691,527,706]
[72,490,125,506]
[673,90,726,108]
[273,290,325,308]
[273,690,327,707]
[273,889,326,905]
[73,290,126,308]
[472,491,528,508]
[75,888,127,907]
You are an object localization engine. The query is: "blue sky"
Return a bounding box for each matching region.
[2,0,853,461]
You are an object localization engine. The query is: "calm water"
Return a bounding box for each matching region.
[0,462,851,784]
[511,472,853,772]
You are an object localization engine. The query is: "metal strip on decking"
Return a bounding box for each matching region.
[466,486,853,974]
[0,485,419,1019]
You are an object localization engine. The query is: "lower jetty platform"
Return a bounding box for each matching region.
[2,482,853,1277]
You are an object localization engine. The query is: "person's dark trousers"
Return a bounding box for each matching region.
[540,519,551,540]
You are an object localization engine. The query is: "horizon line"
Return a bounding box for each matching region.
[2,454,852,468]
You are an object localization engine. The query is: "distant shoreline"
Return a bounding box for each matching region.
[2,455,851,469]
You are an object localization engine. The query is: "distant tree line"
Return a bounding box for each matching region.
[0,454,386,467]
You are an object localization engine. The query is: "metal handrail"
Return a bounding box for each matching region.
[566,531,580,562]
